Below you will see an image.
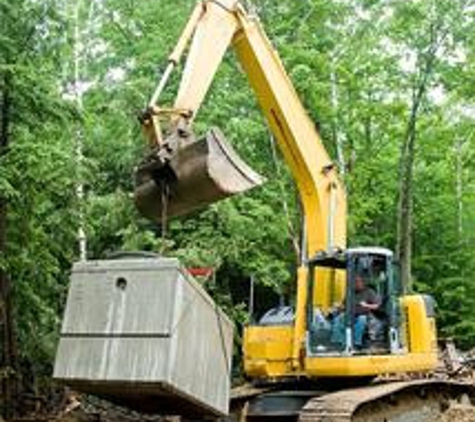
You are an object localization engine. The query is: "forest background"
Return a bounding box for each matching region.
[0,0,474,416]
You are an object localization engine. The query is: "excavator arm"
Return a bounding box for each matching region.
[135,0,346,371]
[139,0,346,255]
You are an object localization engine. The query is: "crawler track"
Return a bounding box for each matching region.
[298,380,475,422]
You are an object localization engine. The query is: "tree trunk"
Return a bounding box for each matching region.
[395,19,445,291]
[0,73,19,419]
[73,0,87,261]
[396,115,417,292]
[396,67,432,291]
[455,137,464,241]
[330,64,345,176]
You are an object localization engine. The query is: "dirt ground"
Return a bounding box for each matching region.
[437,404,475,422]
[19,386,475,422]
[51,406,475,422]
[50,404,475,422]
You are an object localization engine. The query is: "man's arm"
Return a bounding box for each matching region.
[359,288,381,311]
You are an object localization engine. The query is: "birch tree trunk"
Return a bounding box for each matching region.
[73,0,88,261]
[70,0,100,261]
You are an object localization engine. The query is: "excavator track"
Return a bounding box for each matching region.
[298,380,475,422]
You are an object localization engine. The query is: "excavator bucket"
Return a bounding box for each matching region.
[134,127,264,221]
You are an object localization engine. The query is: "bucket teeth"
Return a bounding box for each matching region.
[134,127,264,221]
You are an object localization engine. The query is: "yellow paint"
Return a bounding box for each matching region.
[402,295,438,354]
[291,266,307,368]
[313,268,346,311]
[243,325,294,377]
[232,18,347,257]
[245,351,437,378]
[303,351,438,377]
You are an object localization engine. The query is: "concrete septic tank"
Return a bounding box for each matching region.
[53,257,234,418]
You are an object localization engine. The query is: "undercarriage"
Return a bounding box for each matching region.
[230,379,475,422]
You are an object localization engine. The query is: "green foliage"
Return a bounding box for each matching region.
[0,0,79,393]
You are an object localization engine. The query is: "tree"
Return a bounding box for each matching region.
[391,0,471,290]
[0,0,77,414]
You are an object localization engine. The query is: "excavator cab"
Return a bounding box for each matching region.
[306,247,403,355]
[244,246,437,380]
[134,126,264,221]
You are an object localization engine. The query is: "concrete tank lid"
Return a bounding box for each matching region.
[70,257,234,327]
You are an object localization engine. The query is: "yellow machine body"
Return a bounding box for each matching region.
[244,295,438,379]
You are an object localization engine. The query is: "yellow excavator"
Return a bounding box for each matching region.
[103,0,475,420]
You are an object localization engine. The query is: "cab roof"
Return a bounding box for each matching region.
[308,247,393,269]
[347,247,393,257]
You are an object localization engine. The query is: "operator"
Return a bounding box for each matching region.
[330,275,381,349]
[353,275,381,347]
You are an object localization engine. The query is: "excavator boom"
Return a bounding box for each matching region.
[135,0,346,258]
